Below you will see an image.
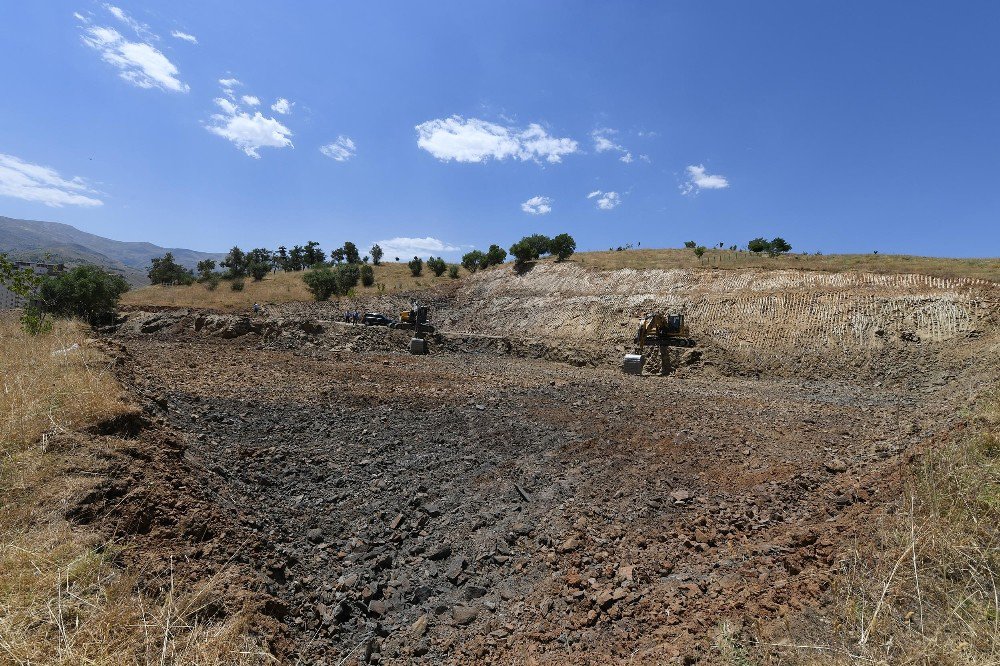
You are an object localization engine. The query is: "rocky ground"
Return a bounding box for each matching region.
[98,300,991,664]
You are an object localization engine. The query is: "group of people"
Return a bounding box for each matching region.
[344,310,363,324]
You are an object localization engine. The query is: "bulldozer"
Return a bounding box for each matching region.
[624,313,695,375]
[392,302,435,354]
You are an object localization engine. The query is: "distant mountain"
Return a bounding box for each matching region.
[0,216,223,285]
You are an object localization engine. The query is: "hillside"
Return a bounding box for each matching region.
[575,248,1000,283]
[0,216,222,285]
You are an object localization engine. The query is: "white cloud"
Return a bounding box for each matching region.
[681,164,729,195]
[219,77,241,88]
[78,17,189,93]
[374,237,462,258]
[171,30,198,44]
[415,116,578,164]
[319,136,356,162]
[0,153,103,207]
[271,97,293,115]
[242,95,260,106]
[587,190,620,210]
[521,195,552,215]
[592,128,623,153]
[103,4,156,42]
[206,82,293,158]
[593,127,637,164]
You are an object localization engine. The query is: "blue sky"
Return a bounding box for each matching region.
[1,1,998,259]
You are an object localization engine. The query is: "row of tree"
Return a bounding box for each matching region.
[149,232,579,291]
[683,237,792,259]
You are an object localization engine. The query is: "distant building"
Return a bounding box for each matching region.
[0,261,65,310]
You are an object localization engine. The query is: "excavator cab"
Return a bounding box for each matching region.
[395,302,435,354]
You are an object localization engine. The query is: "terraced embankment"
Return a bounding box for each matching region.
[443,263,998,379]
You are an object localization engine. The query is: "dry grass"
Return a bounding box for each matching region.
[120,262,462,311]
[0,314,272,664]
[574,248,1000,283]
[761,394,1000,665]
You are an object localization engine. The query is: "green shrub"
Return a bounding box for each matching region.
[408,256,423,277]
[230,278,245,292]
[427,257,447,277]
[448,265,459,279]
[361,264,375,286]
[20,306,52,336]
[37,265,130,326]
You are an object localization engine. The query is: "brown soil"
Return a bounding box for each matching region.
[95,265,998,664]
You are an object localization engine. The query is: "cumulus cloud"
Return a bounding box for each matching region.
[319,136,356,162]
[206,81,293,158]
[0,153,103,207]
[271,97,293,115]
[680,164,729,195]
[219,77,241,88]
[587,190,621,210]
[415,116,578,164]
[77,11,188,93]
[373,237,462,258]
[521,195,552,215]
[241,95,260,106]
[171,30,198,44]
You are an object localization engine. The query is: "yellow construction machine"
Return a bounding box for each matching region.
[624,313,695,375]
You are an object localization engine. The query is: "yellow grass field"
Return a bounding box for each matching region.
[0,315,269,664]
[574,248,1000,282]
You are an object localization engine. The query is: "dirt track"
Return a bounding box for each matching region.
[100,265,998,663]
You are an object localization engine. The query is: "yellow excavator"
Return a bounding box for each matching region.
[624,313,695,375]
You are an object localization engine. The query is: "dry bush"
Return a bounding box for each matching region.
[760,395,1000,665]
[0,315,272,664]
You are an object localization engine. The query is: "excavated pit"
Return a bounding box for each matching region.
[113,265,999,664]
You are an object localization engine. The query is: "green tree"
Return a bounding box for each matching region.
[38,265,130,326]
[303,267,339,300]
[770,237,792,255]
[196,259,217,281]
[684,240,697,249]
[330,247,346,264]
[288,245,305,271]
[275,246,289,270]
[304,241,325,265]
[408,256,424,276]
[462,250,486,273]
[484,244,507,267]
[370,244,383,266]
[448,264,460,279]
[694,246,707,261]
[360,264,375,286]
[509,234,551,265]
[148,252,194,285]
[550,233,576,262]
[339,263,361,288]
[747,237,771,254]
[342,241,361,264]
[427,256,447,277]
[221,246,248,278]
